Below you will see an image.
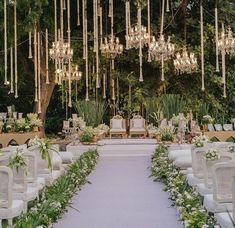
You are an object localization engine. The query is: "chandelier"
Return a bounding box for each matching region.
[126,24,149,49]
[49,40,73,63]
[174,47,198,74]
[100,36,124,59]
[218,27,235,55]
[55,65,82,84]
[149,34,175,61]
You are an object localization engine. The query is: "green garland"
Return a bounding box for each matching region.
[15,150,99,228]
[151,144,217,228]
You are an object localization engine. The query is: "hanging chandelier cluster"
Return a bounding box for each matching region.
[56,65,82,83]
[49,40,73,63]
[126,25,149,49]
[100,36,124,59]
[218,27,235,55]
[174,48,198,74]
[149,35,175,61]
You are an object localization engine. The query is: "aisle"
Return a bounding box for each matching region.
[54,140,182,228]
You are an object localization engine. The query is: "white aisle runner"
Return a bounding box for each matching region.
[54,139,182,228]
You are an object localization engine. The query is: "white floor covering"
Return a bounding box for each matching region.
[54,139,182,228]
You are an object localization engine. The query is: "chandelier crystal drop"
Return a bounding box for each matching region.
[218,27,235,55]
[174,47,198,74]
[149,34,175,61]
[49,40,73,63]
[100,36,124,59]
[126,24,150,49]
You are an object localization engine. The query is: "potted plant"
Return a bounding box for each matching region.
[201,115,214,131]
[80,127,95,144]
[27,113,42,132]
[158,126,174,143]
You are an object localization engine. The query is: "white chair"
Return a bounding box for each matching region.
[28,145,61,184]
[0,166,24,228]
[109,115,126,138]
[203,161,235,213]
[214,124,223,131]
[215,177,235,228]
[187,147,208,186]
[197,152,233,196]
[23,151,45,191]
[223,124,233,131]
[129,115,146,138]
[12,166,39,212]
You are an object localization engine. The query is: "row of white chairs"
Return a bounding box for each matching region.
[169,142,235,228]
[0,144,73,228]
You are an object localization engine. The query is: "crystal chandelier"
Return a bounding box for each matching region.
[218,27,235,55]
[126,24,149,49]
[55,65,82,84]
[100,36,124,59]
[174,47,198,74]
[49,40,73,63]
[149,34,175,61]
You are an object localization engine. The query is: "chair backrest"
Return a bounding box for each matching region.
[191,147,208,178]
[12,166,27,193]
[214,124,223,131]
[212,161,235,203]
[208,124,215,132]
[0,166,13,208]
[203,152,233,188]
[130,115,145,129]
[28,145,52,174]
[24,151,37,183]
[223,124,233,131]
[110,115,125,129]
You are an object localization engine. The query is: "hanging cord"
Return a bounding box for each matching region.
[200,0,205,91]
[4,0,8,85]
[215,0,219,72]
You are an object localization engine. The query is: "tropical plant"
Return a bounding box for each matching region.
[80,127,94,143]
[75,100,108,127]
[158,126,174,142]
[145,97,162,125]
[161,94,186,120]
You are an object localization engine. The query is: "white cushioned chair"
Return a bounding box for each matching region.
[129,115,146,138]
[109,115,126,138]
[203,161,235,213]
[0,166,24,228]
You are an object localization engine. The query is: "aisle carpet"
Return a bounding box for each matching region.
[54,140,182,228]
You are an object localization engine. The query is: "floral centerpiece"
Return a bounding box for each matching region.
[8,149,27,173]
[192,135,209,148]
[158,126,174,142]
[15,118,27,132]
[27,113,42,132]
[201,115,214,131]
[29,136,55,169]
[80,127,95,144]
[205,149,219,161]
[97,124,110,134]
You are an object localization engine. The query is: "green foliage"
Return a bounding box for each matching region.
[75,100,108,127]
[151,145,216,227]
[80,127,94,143]
[15,150,99,228]
[161,94,186,120]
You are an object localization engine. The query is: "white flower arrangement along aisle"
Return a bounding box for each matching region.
[151,145,217,228]
[14,150,99,228]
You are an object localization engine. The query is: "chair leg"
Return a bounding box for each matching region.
[8,218,13,227]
